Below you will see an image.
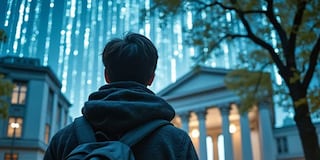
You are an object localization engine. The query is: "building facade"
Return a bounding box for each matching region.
[0,56,71,160]
[158,66,320,160]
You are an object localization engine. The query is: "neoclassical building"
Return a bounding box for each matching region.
[157,66,320,160]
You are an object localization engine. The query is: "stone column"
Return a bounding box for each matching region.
[219,106,234,160]
[239,109,253,160]
[195,109,207,160]
[258,101,276,160]
[179,111,190,133]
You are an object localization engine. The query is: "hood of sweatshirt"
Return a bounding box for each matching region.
[81,81,175,136]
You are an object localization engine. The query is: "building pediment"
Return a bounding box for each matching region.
[157,66,230,98]
[157,66,237,112]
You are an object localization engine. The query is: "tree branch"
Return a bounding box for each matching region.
[248,32,288,80]
[286,0,307,68]
[234,7,287,78]
[192,0,289,81]
[206,33,248,55]
[302,35,320,90]
[204,0,288,80]
[264,0,289,52]
[253,63,272,99]
[242,10,267,14]
[199,1,266,14]
[288,0,307,52]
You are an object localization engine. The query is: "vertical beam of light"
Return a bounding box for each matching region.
[20,0,30,55]
[43,0,55,66]
[13,0,26,54]
[29,0,41,56]
[4,0,13,27]
[171,58,176,82]
[186,11,193,30]
[223,43,230,68]
[79,0,92,105]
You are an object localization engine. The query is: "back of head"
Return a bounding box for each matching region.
[102,32,158,85]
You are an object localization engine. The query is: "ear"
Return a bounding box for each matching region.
[104,69,111,83]
[147,73,155,86]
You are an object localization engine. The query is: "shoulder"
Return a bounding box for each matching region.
[155,123,193,144]
[157,123,188,135]
[53,122,77,143]
[44,122,78,160]
[155,124,198,159]
[133,123,198,160]
[145,123,192,147]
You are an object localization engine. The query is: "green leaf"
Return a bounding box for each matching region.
[308,88,320,112]
[0,74,14,119]
[224,69,273,113]
[0,29,7,43]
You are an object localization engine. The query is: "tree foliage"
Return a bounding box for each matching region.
[0,29,13,118]
[0,74,13,118]
[224,69,272,113]
[150,0,320,159]
[0,29,7,42]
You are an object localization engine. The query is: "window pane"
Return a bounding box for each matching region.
[11,92,19,104]
[20,85,27,92]
[4,153,18,160]
[44,124,50,144]
[64,111,68,125]
[15,118,23,137]
[11,84,20,104]
[56,105,62,129]
[7,118,15,137]
[47,90,54,122]
[18,85,27,104]
[13,85,19,92]
[56,105,61,122]
[11,82,27,105]
[7,117,23,138]
[18,92,26,104]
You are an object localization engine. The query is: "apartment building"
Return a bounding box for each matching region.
[0,56,71,160]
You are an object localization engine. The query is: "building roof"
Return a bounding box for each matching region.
[0,56,71,106]
[157,65,230,98]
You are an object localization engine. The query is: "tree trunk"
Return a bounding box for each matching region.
[292,93,320,160]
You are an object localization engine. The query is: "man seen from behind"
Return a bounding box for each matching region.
[44,32,199,160]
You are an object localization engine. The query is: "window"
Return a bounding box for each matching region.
[64,110,68,125]
[11,82,27,105]
[44,124,50,144]
[56,104,62,129]
[4,153,18,160]
[276,136,288,154]
[7,117,23,138]
[46,89,54,122]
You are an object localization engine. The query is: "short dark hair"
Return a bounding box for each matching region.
[102,32,158,85]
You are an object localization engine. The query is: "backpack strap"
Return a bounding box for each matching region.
[73,116,96,144]
[120,119,171,146]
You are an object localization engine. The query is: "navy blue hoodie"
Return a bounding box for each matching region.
[44,81,199,160]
